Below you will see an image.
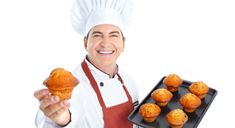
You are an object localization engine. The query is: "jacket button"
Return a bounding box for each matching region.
[100,82,104,87]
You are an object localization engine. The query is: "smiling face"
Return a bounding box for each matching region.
[84,24,125,74]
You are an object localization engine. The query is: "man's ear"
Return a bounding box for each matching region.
[84,37,88,50]
[122,37,126,52]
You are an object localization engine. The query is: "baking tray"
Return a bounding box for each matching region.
[128,76,217,128]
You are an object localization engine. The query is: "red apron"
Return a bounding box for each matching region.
[81,60,134,128]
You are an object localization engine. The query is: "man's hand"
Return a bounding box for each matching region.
[34,89,71,126]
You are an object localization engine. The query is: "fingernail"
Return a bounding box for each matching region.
[53,96,59,101]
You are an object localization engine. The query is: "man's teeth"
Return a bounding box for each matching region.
[98,51,113,54]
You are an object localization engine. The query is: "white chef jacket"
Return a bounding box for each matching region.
[35,59,139,128]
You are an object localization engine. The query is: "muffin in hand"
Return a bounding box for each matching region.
[189,81,209,99]
[163,74,183,92]
[151,88,173,107]
[166,108,188,128]
[139,103,161,123]
[179,93,201,113]
[43,68,79,100]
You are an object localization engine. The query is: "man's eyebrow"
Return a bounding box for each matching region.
[110,31,121,34]
[91,31,103,35]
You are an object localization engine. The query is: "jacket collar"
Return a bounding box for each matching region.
[85,57,119,80]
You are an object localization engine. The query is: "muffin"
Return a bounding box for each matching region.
[189,81,209,99]
[139,103,161,123]
[166,109,188,128]
[163,74,183,92]
[179,93,201,113]
[43,68,79,100]
[151,88,173,107]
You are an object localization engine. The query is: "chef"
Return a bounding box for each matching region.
[34,0,139,127]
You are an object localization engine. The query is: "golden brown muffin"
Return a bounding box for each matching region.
[43,68,79,100]
[166,109,188,128]
[163,74,183,92]
[139,103,161,123]
[179,93,201,113]
[189,81,209,99]
[151,88,173,107]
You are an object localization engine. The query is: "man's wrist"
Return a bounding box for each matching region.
[57,110,71,127]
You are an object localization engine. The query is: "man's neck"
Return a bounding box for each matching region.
[86,56,118,78]
[100,65,117,78]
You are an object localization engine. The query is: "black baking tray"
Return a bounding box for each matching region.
[128,76,217,128]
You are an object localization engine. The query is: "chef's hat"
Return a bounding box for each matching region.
[71,0,134,36]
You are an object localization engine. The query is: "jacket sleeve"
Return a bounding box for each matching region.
[35,110,67,128]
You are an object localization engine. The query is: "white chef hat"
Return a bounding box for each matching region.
[71,0,134,36]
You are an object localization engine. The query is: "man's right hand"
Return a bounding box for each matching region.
[34,89,71,126]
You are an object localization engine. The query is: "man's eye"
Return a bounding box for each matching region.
[111,35,119,37]
[93,34,101,37]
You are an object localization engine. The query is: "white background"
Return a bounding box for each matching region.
[0,0,234,127]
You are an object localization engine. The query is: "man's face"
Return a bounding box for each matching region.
[84,24,125,68]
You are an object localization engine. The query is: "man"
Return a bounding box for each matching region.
[34,0,139,127]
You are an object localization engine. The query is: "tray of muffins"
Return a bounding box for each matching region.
[128,74,217,128]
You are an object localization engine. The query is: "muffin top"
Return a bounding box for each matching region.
[179,93,201,108]
[166,109,188,125]
[43,68,78,89]
[139,103,161,118]
[189,81,209,95]
[163,74,183,87]
[151,88,173,102]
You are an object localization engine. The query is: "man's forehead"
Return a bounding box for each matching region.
[91,24,121,32]
[91,30,121,35]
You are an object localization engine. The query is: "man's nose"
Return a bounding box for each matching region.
[100,36,110,46]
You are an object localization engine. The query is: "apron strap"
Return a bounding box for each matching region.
[81,60,106,107]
